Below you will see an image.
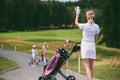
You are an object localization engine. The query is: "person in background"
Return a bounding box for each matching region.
[42,42,48,63]
[31,45,37,66]
[75,6,100,80]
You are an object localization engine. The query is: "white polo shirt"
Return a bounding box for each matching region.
[79,23,100,42]
[32,49,36,57]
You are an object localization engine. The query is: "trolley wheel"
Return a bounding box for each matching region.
[51,77,57,80]
[28,63,31,65]
[36,62,39,65]
[48,76,57,80]
[66,75,76,80]
[39,76,45,80]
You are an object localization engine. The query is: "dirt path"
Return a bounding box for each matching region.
[0,48,100,80]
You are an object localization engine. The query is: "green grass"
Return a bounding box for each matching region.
[0,56,18,80]
[94,65,120,80]
[0,29,82,42]
[97,47,120,58]
[0,29,120,80]
[0,56,18,73]
[0,77,4,80]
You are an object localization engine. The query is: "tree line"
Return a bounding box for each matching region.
[0,0,101,31]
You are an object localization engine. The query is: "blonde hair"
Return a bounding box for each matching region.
[86,10,95,18]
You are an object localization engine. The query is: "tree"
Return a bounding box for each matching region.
[0,0,7,31]
[100,0,120,48]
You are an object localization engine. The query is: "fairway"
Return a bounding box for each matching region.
[0,29,82,42]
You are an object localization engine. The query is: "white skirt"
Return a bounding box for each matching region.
[81,40,96,59]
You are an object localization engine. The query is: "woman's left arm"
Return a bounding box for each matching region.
[95,34,99,42]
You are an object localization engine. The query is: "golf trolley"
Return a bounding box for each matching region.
[38,51,49,63]
[39,41,80,80]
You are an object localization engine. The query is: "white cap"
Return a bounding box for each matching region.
[43,42,46,44]
[32,45,36,48]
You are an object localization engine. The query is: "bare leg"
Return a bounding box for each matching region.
[83,59,94,80]
[43,57,46,63]
[90,59,94,77]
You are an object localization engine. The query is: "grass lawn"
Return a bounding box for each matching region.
[0,56,18,72]
[0,29,120,80]
[0,29,82,42]
[0,77,4,80]
[0,56,18,80]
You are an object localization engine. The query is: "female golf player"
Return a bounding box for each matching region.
[75,6,100,80]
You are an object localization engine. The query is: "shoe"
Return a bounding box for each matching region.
[32,64,35,67]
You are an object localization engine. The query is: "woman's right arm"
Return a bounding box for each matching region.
[75,6,80,27]
[75,15,80,27]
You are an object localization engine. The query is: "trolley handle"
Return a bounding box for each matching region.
[71,42,81,53]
